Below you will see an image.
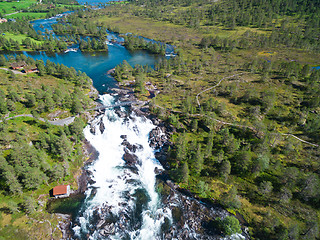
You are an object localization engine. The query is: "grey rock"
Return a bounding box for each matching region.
[123,152,139,165]
[99,119,105,134]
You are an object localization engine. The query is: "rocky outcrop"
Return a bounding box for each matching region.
[121,136,144,166]
[77,140,99,194]
[149,126,168,149]
[122,152,139,165]
[89,115,106,135]
[57,214,73,239]
[99,119,105,134]
[115,108,127,118]
[156,177,245,240]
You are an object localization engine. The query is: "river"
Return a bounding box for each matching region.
[30,10,174,240]
[26,9,245,240]
[73,95,172,239]
[30,13,162,94]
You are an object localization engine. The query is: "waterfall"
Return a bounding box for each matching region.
[73,94,172,240]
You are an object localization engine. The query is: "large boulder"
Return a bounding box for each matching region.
[99,119,105,134]
[149,126,168,149]
[123,152,139,165]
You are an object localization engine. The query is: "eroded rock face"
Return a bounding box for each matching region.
[121,136,144,167]
[115,109,127,118]
[57,214,72,239]
[154,146,170,169]
[89,115,105,135]
[77,174,242,240]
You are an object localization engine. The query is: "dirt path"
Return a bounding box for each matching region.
[4,11,21,16]
[153,103,319,148]
[0,67,25,75]
[194,72,319,147]
[1,114,76,126]
[196,72,245,108]
[280,133,319,147]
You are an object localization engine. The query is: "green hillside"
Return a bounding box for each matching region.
[0,55,96,239]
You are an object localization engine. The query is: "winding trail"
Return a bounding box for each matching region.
[4,11,22,16]
[196,72,245,108]
[153,70,319,147]
[1,114,76,126]
[0,67,25,75]
[194,72,319,147]
[154,104,319,147]
[280,133,319,147]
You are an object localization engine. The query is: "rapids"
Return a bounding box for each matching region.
[73,95,172,239]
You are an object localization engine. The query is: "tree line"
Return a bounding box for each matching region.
[52,11,108,37]
[126,0,320,51]
[123,34,166,55]
[0,19,44,41]
[79,37,108,52]
[0,119,84,195]
[0,54,92,117]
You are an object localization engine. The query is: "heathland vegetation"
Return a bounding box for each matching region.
[66,0,320,239]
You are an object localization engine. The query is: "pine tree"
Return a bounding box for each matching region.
[194,144,204,175]
[180,162,189,183]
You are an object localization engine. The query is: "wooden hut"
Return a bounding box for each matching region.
[52,185,70,198]
[23,65,38,73]
[11,61,27,70]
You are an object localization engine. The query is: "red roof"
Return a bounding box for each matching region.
[53,185,68,195]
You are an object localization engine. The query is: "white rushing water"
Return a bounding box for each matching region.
[73,94,172,240]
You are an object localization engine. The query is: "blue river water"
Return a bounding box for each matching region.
[29,15,162,93]
[23,48,159,93]
[29,10,179,240]
[77,0,116,4]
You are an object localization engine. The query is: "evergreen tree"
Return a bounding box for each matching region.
[220,186,241,209]
[179,162,189,183]
[220,160,231,181]
[215,216,242,236]
[194,144,204,175]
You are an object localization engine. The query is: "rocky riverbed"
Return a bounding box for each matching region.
[85,89,247,239]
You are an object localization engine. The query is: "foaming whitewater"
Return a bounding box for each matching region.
[73,94,172,240]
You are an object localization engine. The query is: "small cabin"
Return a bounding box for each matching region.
[23,65,38,73]
[52,185,70,198]
[11,61,27,70]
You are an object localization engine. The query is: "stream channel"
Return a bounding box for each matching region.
[26,7,246,240]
